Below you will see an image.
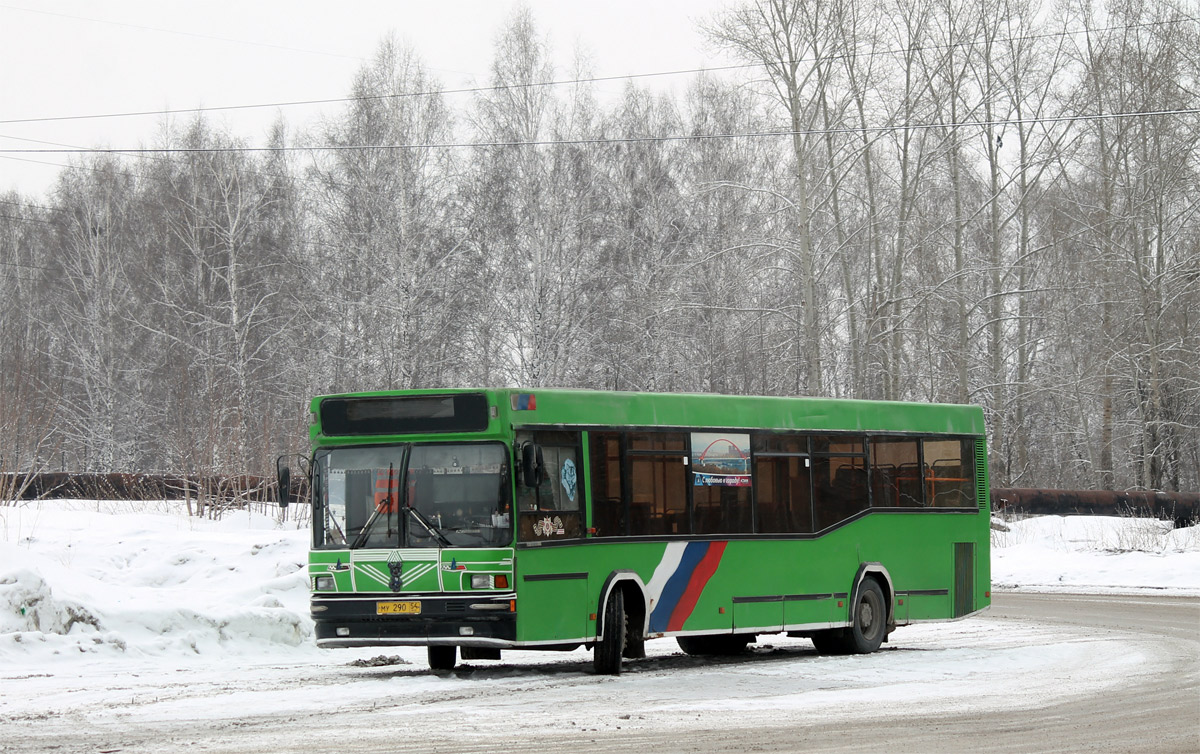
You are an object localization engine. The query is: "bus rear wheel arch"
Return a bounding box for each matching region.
[846,578,887,653]
[811,577,888,655]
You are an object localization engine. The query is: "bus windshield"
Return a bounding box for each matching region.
[314,442,511,549]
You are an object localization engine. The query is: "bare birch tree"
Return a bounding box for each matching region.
[705,0,832,394]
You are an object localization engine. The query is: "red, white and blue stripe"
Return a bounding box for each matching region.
[646,541,727,633]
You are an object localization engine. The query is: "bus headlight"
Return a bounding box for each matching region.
[470,574,510,590]
[315,575,335,591]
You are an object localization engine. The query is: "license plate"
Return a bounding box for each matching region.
[377,601,421,615]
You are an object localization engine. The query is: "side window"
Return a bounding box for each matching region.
[752,434,813,533]
[517,431,584,540]
[811,436,868,530]
[589,432,624,537]
[692,432,751,534]
[870,437,923,507]
[628,432,689,536]
[924,438,976,507]
[693,485,750,534]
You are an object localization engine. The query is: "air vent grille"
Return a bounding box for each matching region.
[975,439,989,510]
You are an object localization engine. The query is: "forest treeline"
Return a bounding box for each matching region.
[2,0,1197,498]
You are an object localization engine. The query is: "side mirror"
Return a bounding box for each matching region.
[521,442,544,488]
[276,456,291,509]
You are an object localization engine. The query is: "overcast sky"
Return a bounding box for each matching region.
[0,0,742,198]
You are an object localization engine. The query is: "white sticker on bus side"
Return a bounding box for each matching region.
[644,542,688,611]
[560,458,578,502]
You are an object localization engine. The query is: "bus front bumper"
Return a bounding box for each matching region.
[311,594,517,648]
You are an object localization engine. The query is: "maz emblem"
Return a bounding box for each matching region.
[387,551,404,592]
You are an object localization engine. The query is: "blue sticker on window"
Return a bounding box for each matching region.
[560,458,578,502]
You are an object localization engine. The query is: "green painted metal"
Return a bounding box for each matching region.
[309,388,987,445]
[305,388,991,649]
[309,548,514,594]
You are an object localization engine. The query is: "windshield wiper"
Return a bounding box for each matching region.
[350,462,398,550]
[351,500,386,549]
[405,504,453,547]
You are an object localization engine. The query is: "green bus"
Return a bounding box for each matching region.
[279,388,990,674]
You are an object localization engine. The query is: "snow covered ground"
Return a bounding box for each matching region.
[991,512,1200,594]
[0,501,1196,752]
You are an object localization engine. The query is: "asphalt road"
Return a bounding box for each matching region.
[698,592,1200,754]
[360,592,1199,754]
[5,592,1197,753]
[417,592,1199,754]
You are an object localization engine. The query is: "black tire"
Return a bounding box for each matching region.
[846,578,887,654]
[676,635,706,655]
[427,645,457,671]
[593,588,626,675]
[809,629,848,655]
[623,613,646,659]
[676,634,753,656]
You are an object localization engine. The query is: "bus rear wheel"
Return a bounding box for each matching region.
[811,579,888,655]
[594,588,626,675]
[847,579,887,653]
[427,645,457,671]
[809,630,847,655]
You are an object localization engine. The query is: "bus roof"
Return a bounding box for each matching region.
[310,388,986,439]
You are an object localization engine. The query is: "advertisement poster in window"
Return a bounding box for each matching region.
[691,432,752,487]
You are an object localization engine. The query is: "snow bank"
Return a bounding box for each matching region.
[0,500,315,663]
[992,514,1200,594]
[1,501,1197,666]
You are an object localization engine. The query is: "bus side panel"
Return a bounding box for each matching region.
[513,543,660,644]
[510,511,989,643]
[849,512,983,621]
[713,514,987,628]
[713,539,846,633]
[664,516,989,634]
[732,599,783,633]
[518,576,588,643]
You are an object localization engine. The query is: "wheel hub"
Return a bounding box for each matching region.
[860,601,875,629]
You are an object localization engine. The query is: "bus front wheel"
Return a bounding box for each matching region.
[594,588,626,675]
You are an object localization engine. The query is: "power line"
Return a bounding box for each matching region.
[0,131,363,195]
[0,197,61,214]
[0,131,187,172]
[0,16,1191,128]
[0,152,151,189]
[0,107,1195,156]
[0,214,55,228]
[0,154,77,170]
[0,65,744,127]
[0,258,57,274]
